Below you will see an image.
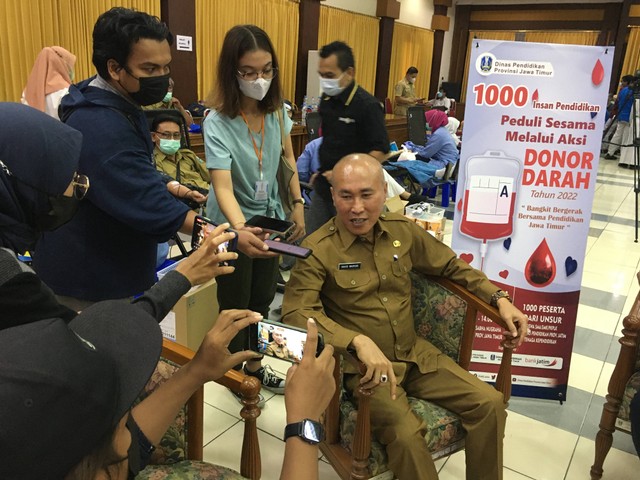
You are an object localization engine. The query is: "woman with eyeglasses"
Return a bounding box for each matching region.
[203,25,306,401]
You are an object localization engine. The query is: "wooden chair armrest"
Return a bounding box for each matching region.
[161,339,262,480]
[425,277,514,402]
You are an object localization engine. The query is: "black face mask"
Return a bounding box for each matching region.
[122,68,171,106]
[34,195,79,231]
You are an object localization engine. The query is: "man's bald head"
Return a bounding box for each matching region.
[330,153,388,238]
[332,153,385,189]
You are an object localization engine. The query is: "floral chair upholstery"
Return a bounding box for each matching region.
[136,339,262,480]
[320,272,514,480]
[591,272,640,479]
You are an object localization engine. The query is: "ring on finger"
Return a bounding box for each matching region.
[380,374,388,383]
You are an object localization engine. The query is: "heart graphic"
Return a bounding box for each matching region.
[460,253,474,264]
[503,238,512,250]
[499,270,509,279]
[565,256,578,277]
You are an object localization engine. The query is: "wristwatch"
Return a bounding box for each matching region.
[292,198,305,206]
[490,290,512,307]
[284,418,324,445]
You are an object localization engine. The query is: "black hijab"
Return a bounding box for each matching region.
[0,103,82,253]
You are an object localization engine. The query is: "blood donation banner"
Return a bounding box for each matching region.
[451,40,613,401]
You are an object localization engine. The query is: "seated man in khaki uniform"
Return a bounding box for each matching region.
[151,114,209,206]
[282,154,528,480]
[264,328,295,361]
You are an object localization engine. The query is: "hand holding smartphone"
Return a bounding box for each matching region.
[249,319,324,363]
[245,215,294,237]
[191,215,238,265]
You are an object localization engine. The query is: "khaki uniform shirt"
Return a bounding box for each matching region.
[154,148,210,191]
[393,78,416,116]
[265,342,294,360]
[282,213,499,376]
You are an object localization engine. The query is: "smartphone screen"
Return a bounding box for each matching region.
[245,215,294,235]
[264,239,312,259]
[249,319,324,363]
[191,215,238,264]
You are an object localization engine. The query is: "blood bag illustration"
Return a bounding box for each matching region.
[459,151,521,269]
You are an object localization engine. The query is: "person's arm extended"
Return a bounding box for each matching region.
[210,169,274,258]
[280,319,335,480]
[368,150,388,163]
[133,225,237,319]
[131,309,262,444]
[281,249,360,353]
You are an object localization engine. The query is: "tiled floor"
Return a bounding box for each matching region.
[200,155,640,479]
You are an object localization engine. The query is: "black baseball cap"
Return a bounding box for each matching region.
[0,300,163,479]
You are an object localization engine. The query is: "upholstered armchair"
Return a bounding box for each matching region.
[136,339,262,480]
[320,272,514,480]
[591,272,640,479]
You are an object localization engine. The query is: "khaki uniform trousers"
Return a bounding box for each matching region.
[346,353,507,480]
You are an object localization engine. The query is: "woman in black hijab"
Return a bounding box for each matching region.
[0,102,85,326]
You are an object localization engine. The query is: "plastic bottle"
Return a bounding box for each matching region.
[301,95,308,126]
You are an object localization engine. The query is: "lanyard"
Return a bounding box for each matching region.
[240,111,265,180]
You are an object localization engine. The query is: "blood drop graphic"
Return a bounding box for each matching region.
[532,89,539,102]
[524,238,556,287]
[592,59,604,86]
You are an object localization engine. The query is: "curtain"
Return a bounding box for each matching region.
[195,0,299,103]
[387,23,434,103]
[0,0,160,102]
[524,31,599,46]
[461,31,516,102]
[621,26,640,79]
[318,5,379,94]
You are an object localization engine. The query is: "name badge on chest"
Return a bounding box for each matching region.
[254,180,269,201]
[338,262,361,270]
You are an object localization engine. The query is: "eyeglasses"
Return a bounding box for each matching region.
[155,131,182,140]
[71,173,90,200]
[236,67,278,82]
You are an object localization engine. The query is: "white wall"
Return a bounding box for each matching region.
[397,0,432,28]
[323,0,377,16]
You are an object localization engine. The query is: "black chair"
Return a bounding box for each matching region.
[407,106,427,146]
[305,112,321,142]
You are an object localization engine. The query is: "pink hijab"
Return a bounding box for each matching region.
[22,46,76,112]
[425,109,449,132]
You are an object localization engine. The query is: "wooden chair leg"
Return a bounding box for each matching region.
[590,395,619,480]
[351,385,373,480]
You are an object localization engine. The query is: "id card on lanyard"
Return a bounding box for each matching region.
[240,111,268,201]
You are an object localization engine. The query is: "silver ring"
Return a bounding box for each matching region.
[380,374,388,383]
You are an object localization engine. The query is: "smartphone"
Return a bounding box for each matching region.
[245,215,294,236]
[191,215,238,265]
[264,239,312,259]
[249,319,324,363]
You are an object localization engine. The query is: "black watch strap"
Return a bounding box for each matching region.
[284,419,324,445]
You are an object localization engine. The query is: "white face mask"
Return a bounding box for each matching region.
[238,77,272,101]
[320,73,346,97]
[408,77,416,84]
